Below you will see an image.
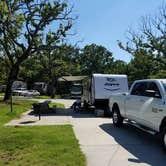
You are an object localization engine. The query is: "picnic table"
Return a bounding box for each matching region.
[32,100,56,114]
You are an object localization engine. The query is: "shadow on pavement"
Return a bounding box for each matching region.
[100,123,166,166]
[19,120,36,124]
[29,108,96,118]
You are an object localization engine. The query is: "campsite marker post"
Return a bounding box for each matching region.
[38,109,41,120]
[10,89,13,112]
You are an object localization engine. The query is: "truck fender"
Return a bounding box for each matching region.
[160,117,166,132]
[112,103,120,112]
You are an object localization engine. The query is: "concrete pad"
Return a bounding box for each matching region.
[81,145,119,166]
[72,118,117,146]
[72,117,166,166]
[5,99,75,126]
[5,109,72,126]
[5,99,166,166]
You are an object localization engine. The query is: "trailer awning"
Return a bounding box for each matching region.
[58,76,88,82]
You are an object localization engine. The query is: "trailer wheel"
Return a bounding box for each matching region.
[83,101,89,111]
[112,106,123,127]
[104,105,112,117]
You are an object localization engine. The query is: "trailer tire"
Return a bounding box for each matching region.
[83,101,89,111]
[104,105,112,117]
[112,106,123,127]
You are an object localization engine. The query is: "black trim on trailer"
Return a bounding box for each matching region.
[94,99,111,116]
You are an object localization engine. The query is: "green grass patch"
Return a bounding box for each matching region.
[0,100,86,166]
[34,95,61,99]
[0,126,85,166]
[49,102,65,109]
[0,100,35,125]
[34,95,51,99]
[0,93,4,96]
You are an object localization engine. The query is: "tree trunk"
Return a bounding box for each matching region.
[4,65,19,101]
[47,78,58,99]
[47,82,55,99]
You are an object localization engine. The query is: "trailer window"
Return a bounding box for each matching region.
[71,85,82,92]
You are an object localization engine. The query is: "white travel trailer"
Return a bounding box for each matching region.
[82,74,129,116]
[33,82,48,95]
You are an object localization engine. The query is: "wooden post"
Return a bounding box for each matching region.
[10,89,13,112]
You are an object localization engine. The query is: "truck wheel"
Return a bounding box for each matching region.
[112,107,123,127]
[162,127,166,152]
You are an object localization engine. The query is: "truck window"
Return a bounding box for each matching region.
[131,82,147,96]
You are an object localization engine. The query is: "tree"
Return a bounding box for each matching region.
[118,3,166,81]
[111,60,128,75]
[0,0,74,100]
[127,49,155,82]
[149,70,166,79]
[19,55,43,89]
[79,44,114,75]
[0,56,8,84]
[39,38,80,98]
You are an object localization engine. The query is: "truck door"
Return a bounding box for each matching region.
[125,82,148,123]
[137,82,163,130]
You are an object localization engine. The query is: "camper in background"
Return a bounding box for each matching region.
[81,74,129,116]
[70,83,82,98]
[33,82,48,95]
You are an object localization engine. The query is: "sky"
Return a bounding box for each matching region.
[66,0,165,62]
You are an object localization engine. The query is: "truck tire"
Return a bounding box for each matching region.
[112,107,123,127]
[162,127,166,152]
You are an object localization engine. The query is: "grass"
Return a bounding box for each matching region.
[34,95,51,99]
[34,95,61,99]
[49,102,65,109]
[0,100,86,166]
[0,93,4,96]
[0,100,35,125]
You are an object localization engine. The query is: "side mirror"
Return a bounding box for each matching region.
[145,90,161,98]
[145,90,155,97]
[122,92,129,96]
[122,93,127,96]
[154,93,161,98]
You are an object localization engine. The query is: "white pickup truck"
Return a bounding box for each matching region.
[109,79,166,151]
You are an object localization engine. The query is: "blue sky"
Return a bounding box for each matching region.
[66,0,165,62]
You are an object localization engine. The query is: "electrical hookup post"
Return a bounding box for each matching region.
[10,90,13,112]
[38,108,41,120]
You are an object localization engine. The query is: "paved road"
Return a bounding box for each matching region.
[6,99,166,166]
